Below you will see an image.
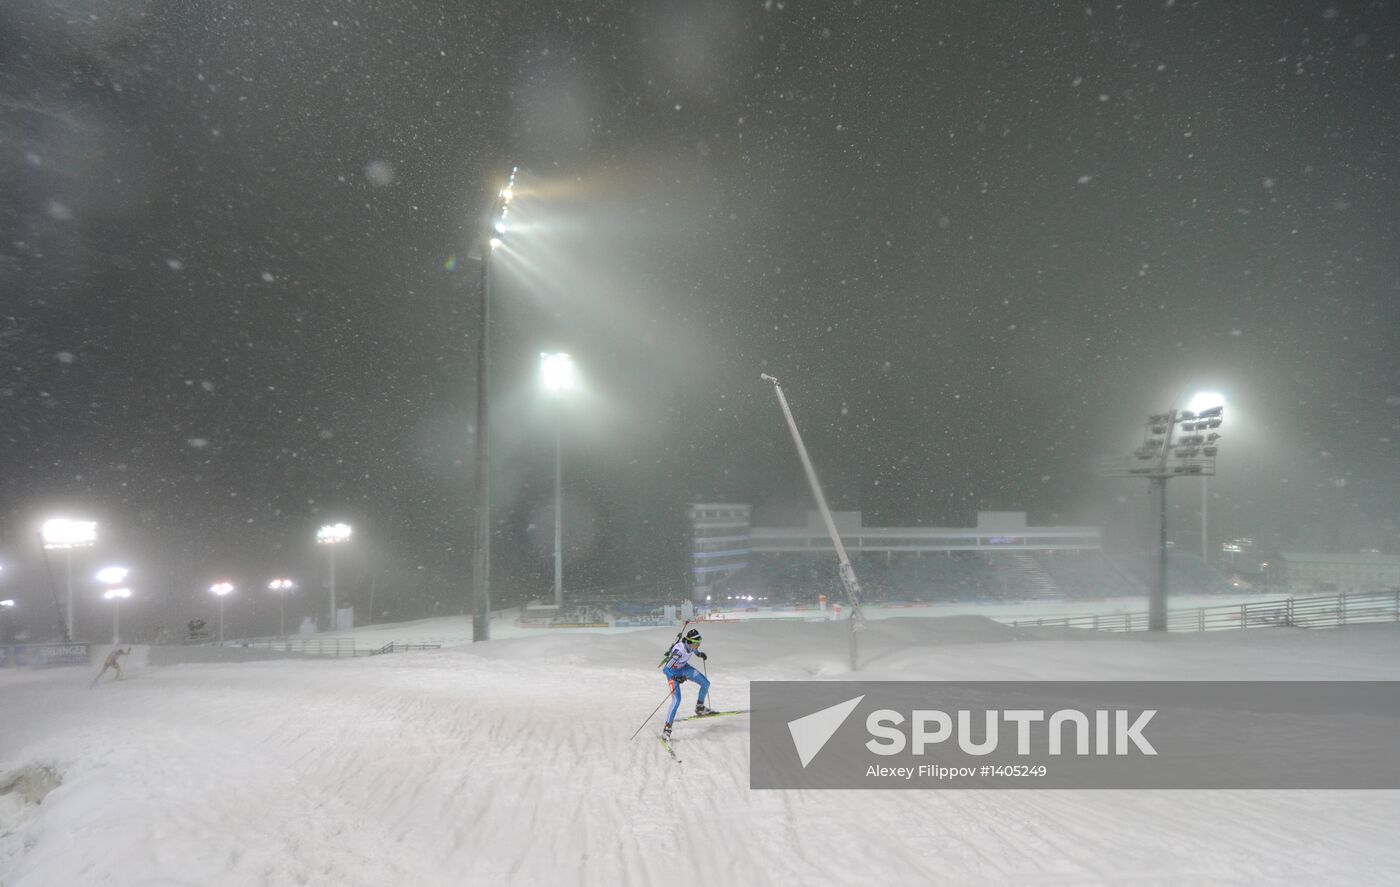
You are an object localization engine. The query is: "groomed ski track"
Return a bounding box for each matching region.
[3,617,1399,886]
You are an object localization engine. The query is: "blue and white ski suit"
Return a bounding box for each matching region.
[662,639,709,724]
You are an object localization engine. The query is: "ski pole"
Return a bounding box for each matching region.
[629,687,675,740]
[701,657,714,711]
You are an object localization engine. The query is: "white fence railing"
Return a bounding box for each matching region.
[1008,590,1400,633]
[222,636,360,657]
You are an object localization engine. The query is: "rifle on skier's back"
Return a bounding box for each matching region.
[656,619,692,668]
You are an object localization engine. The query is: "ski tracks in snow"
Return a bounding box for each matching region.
[5,640,1400,885]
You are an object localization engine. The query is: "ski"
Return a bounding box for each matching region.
[677,709,749,722]
[658,734,681,763]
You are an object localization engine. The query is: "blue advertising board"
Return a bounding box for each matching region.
[7,643,91,667]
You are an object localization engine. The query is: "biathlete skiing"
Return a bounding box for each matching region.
[661,627,712,740]
[90,647,131,687]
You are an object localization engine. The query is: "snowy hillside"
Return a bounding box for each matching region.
[3,618,1399,886]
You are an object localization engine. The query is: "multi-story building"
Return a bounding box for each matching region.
[687,504,752,601]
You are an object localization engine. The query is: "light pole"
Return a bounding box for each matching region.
[1102,400,1225,630]
[40,518,97,642]
[0,598,14,646]
[540,351,577,608]
[209,582,234,644]
[268,578,296,638]
[471,165,517,642]
[316,523,352,632]
[103,587,131,645]
[97,566,131,645]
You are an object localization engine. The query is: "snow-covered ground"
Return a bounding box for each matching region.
[3,616,1398,886]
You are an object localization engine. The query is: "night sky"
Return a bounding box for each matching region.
[2,1,1398,641]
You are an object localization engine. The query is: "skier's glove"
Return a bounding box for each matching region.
[696,652,707,660]
[673,674,687,684]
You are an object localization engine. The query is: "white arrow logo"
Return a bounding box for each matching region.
[787,695,865,768]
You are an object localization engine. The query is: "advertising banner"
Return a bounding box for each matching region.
[11,643,92,668]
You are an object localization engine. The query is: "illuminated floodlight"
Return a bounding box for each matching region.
[41,518,97,549]
[540,352,577,393]
[0,600,14,608]
[316,523,353,545]
[103,587,132,601]
[96,566,129,585]
[268,578,296,591]
[209,582,234,644]
[1187,391,1225,414]
[486,167,518,251]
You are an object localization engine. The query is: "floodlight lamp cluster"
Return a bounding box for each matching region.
[268,578,296,591]
[41,518,97,549]
[489,166,518,250]
[96,566,129,585]
[316,523,353,545]
[1104,400,1226,479]
[209,582,235,597]
[540,351,577,393]
[1124,403,1225,475]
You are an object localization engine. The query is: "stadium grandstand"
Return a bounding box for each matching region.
[689,508,1233,605]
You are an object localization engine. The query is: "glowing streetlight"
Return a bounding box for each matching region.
[470,165,518,643]
[40,518,97,549]
[103,587,131,645]
[540,352,577,608]
[209,582,235,644]
[316,523,352,632]
[268,578,296,638]
[41,517,97,642]
[540,352,577,393]
[96,566,129,585]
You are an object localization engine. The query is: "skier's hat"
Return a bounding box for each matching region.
[683,628,702,645]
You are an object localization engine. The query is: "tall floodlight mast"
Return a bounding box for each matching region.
[40,518,97,642]
[471,165,518,643]
[316,523,352,632]
[540,351,577,610]
[1101,401,1225,630]
[761,373,864,671]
